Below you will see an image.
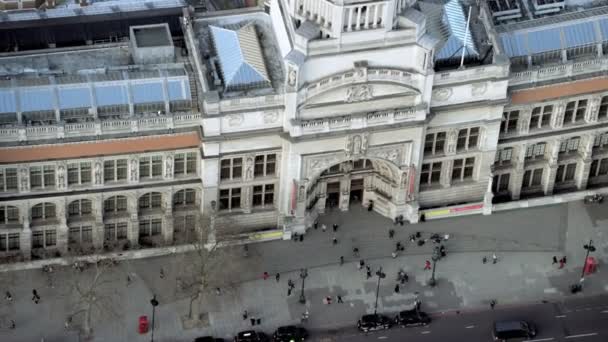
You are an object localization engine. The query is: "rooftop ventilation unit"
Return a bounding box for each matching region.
[532,0,565,16]
[488,0,522,21]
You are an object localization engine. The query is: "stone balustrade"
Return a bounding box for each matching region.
[433,63,510,86]
[510,57,608,86]
[216,94,284,113]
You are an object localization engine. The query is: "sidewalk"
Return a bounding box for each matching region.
[0,201,605,342]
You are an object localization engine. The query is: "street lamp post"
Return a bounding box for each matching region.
[373,267,386,315]
[299,268,308,304]
[150,294,159,342]
[429,246,440,287]
[572,240,596,293]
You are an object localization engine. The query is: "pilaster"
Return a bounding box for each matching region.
[92,195,104,250]
[517,107,531,135]
[511,144,527,200]
[577,134,595,190]
[127,194,139,247]
[339,175,351,211]
[56,201,69,255]
[586,95,602,124]
[544,141,561,195]
[440,159,453,187]
[551,101,566,129]
[241,186,252,214]
[163,190,174,245]
[165,153,174,180]
[315,181,327,214]
[20,216,31,260]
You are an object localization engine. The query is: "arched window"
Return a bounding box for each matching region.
[139,192,162,210]
[31,203,56,220]
[67,199,92,217]
[173,189,196,207]
[0,205,19,225]
[104,196,128,214]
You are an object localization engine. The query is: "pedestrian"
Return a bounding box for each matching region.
[337,295,343,303]
[440,245,446,258]
[321,224,327,232]
[490,300,496,310]
[9,320,15,329]
[552,256,558,264]
[275,273,280,282]
[314,221,318,230]
[333,224,338,232]
[287,288,292,296]
[263,272,269,280]
[482,256,487,264]
[160,268,165,279]
[396,242,403,251]
[326,296,332,304]
[250,317,256,326]
[243,310,248,320]
[358,259,364,270]
[391,251,397,259]
[332,237,338,245]
[5,291,12,302]
[340,256,344,265]
[409,234,416,242]
[366,267,372,279]
[394,284,400,293]
[65,316,72,330]
[403,273,409,283]
[389,229,395,239]
[424,260,431,270]
[215,287,221,295]
[353,247,360,257]
[127,275,132,286]
[492,253,498,264]
[288,279,295,289]
[559,258,565,269]
[32,289,40,304]
[562,256,567,264]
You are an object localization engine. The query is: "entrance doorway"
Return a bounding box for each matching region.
[326,181,340,209]
[350,178,363,204]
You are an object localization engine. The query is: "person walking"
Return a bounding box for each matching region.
[9,320,15,329]
[440,245,446,258]
[332,237,338,245]
[32,289,40,304]
[126,274,132,286]
[559,258,565,269]
[314,221,318,230]
[337,295,343,303]
[424,260,431,270]
[562,256,567,264]
[160,268,165,279]
[389,229,395,239]
[490,300,496,310]
[492,253,498,264]
[275,273,280,282]
[366,266,372,279]
[5,291,12,302]
[250,317,256,326]
[215,287,221,296]
[288,279,295,289]
[353,247,360,257]
[64,316,72,330]
[333,224,338,232]
[394,284,400,293]
[321,224,327,232]
[263,272,269,280]
[340,256,344,265]
[243,310,248,320]
[552,256,558,264]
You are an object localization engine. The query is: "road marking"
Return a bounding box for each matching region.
[555,315,567,318]
[421,331,431,334]
[544,287,558,294]
[465,325,475,329]
[529,338,554,342]
[601,310,608,313]
[377,337,387,340]
[565,333,598,339]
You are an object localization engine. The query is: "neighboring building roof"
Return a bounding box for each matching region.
[510,77,608,104]
[0,132,200,164]
[209,24,271,91]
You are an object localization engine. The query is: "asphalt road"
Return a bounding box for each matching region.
[308,294,608,342]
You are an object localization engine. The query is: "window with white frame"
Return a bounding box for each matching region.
[456,127,479,151]
[139,192,162,210]
[525,143,546,160]
[0,205,19,225]
[104,196,127,214]
[139,156,163,179]
[501,111,519,134]
[252,184,274,207]
[31,203,56,221]
[67,199,92,218]
[0,232,20,251]
[555,163,577,184]
[0,168,18,192]
[174,152,197,176]
[529,105,553,130]
[590,158,608,178]
[254,154,277,178]
[219,188,241,210]
[32,228,56,248]
[173,189,196,207]
[424,132,446,156]
[30,165,56,189]
[593,133,608,149]
[67,162,91,186]
[104,222,128,242]
[451,157,475,182]
[103,159,128,182]
[495,148,513,165]
[174,215,196,234]
[559,137,580,154]
[599,96,608,119]
[68,225,93,244]
[522,168,543,189]
[220,158,243,180]
[139,218,162,237]
[492,173,510,193]
[563,100,587,125]
[420,162,442,187]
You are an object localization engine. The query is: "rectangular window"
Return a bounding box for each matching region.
[104,222,128,242]
[252,184,275,207]
[174,215,196,234]
[34,229,57,248]
[564,100,587,125]
[559,137,580,154]
[529,105,553,130]
[139,156,163,179]
[599,96,608,119]
[501,111,519,134]
[30,166,42,189]
[420,162,442,187]
[174,152,197,176]
[139,219,162,237]
[452,158,475,182]
[522,168,543,189]
[254,154,277,177]
[0,206,19,224]
[219,188,242,210]
[104,159,128,182]
[68,162,90,186]
[495,148,513,165]
[8,233,19,251]
[593,133,608,149]
[151,156,162,177]
[30,166,55,189]
[0,168,18,192]
[139,158,150,178]
[424,132,446,156]
[220,158,243,180]
[492,173,510,193]
[556,163,577,184]
[525,143,546,160]
[457,127,480,151]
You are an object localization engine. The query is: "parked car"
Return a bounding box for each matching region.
[357,314,392,332]
[272,325,308,341]
[194,337,225,342]
[234,330,268,342]
[493,320,537,341]
[394,309,431,327]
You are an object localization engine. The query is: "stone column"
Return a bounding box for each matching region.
[586,96,601,124]
[364,5,370,29]
[551,102,566,129]
[339,176,351,211]
[92,195,104,250]
[20,214,32,261]
[129,157,139,184]
[56,201,69,255]
[127,194,139,247]
[510,144,527,200]
[164,153,174,180]
[483,170,494,215]
[577,133,595,190]
[363,174,374,207]
[440,159,453,188]
[445,129,458,156]
[347,7,354,31]
[544,141,561,196]
[315,181,327,214]
[517,107,532,136]
[163,190,174,245]
[373,4,380,28]
[356,6,362,30]
[241,186,252,214]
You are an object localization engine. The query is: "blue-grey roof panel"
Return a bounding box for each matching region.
[436,0,478,60]
[131,82,164,104]
[167,79,190,101]
[20,88,54,112]
[599,19,608,41]
[95,84,129,106]
[58,87,91,109]
[563,22,597,47]
[528,28,562,54]
[500,33,528,57]
[0,90,16,114]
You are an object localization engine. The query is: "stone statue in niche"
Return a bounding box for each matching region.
[298,185,306,202]
[94,162,102,185]
[57,165,65,189]
[20,168,28,191]
[245,156,254,180]
[345,133,369,158]
[555,103,565,127]
[288,68,297,87]
[400,172,408,189]
[165,155,173,177]
[353,135,362,155]
[130,159,138,181]
[589,97,601,122]
[345,85,373,103]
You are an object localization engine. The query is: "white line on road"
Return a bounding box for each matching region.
[601,310,608,313]
[465,325,475,329]
[377,336,388,339]
[555,315,566,318]
[421,331,431,334]
[529,338,554,342]
[565,333,599,339]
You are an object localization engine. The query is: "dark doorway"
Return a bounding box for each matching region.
[350,178,364,204]
[326,182,340,209]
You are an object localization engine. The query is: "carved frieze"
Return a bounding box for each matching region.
[227,114,244,127]
[57,163,66,190]
[432,87,452,102]
[244,155,255,180]
[345,133,369,158]
[471,82,488,96]
[20,167,28,192]
[587,96,601,123]
[345,84,373,103]
[94,160,103,185]
[263,111,279,124]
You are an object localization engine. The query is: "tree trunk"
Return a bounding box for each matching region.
[83,303,92,336]
[189,290,202,320]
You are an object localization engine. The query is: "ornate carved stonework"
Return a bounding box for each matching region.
[432,87,452,101]
[518,109,531,135]
[345,84,373,103]
[165,154,173,178]
[263,111,279,124]
[587,96,601,123]
[57,164,66,189]
[94,160,102,185]
[227,114,244,127]
[471,82,488,96]
[287,66,297,88]
[345,133,369,158]
[446,129,458,154]
[245,155,254,180]
[20,167,28,191]
[372,149,400,164]
[553,102,566,128]
[130,158,138,181]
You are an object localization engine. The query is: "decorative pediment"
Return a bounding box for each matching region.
[300,82,421,109]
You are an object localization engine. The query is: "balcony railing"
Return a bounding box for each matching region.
[510,57,608,86]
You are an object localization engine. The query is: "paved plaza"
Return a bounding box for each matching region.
[0,201,607,341]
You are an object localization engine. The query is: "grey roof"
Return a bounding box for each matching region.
[210,24,271,91]
[0,72,190,114]
[499,14,608,58]
[285,50,306,67]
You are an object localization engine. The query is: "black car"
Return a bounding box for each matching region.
[272,325,308,341]
[357,314,392,332]
[194,337,225,342]
[394,310,431,327]
[234,330,268,342]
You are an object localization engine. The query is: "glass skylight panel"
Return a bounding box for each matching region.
[20,88,54,112]
[58,87,92,109]
[0,90,16,114]
[95,84,129,106]
[131,82,164,104]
